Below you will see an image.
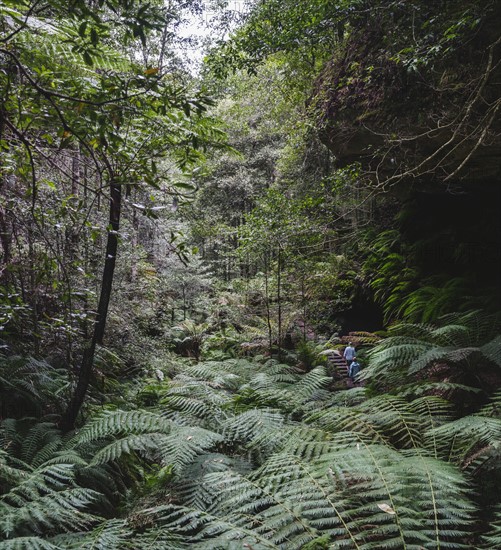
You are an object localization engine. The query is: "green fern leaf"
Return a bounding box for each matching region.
[0,538,59,550]
[90,433,169,465]
[76,410,171,444]
[157,426,224,474]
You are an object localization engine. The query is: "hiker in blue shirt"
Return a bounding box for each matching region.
[349,357,361,380]
[343,342,356,365]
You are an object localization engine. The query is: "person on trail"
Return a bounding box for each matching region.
[343,342,356,365]
[349,357,360,381]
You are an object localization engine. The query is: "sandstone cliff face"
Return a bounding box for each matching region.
[312,4,501,190]
[311,3,501,308]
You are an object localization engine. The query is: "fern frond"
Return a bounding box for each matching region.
[247,371,299,391]
[76,410,171,444]
[445,310,501,344]
[51,519,132,550]
[163,384,230,424]
[388,322,437,340]
[430,324,471,347]
[481,505,501,549]
[359,395,423,449]
[0,538,59,550]
[125,527,188,550]
[90,433,169,466]
[290,366,331,404]
[183,358,257,383]
[235,366,331,414]
[393,381,481,399]
[1,481,98,538]
[0,451,30,487]
[0,357,67,415]
[481,335,501,368]
[174,454,253,509]
[274,425,335,462]
[223,409,285,448]
[364,313,501,393]
[147,503,280,549]
[2,462,75,505]
[306,406,388,445]
[479,390,501,417]
[408,395,453,436]
[409,346,486,375]
[157,426,224,474]
[323,386,368,407]
[20,423,62,466]
[426,415,501,463]
[363,339,433,387]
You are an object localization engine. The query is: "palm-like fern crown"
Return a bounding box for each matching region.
[362,310,501,391]
[0,356,68,418]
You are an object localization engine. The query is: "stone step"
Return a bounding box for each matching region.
[327,353,349,377]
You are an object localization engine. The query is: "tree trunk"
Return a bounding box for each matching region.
[28,222,40,355]
[61,179,122,432]
[264,253,273,356]
[301,275,307,340]
[0,92,12,283]
[131,204,138,283]
[277,248,282,362]
[0,209,11,279]
[182,286,187,320]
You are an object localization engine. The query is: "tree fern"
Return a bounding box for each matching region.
[142,443,476,549]
[51,520,132,550]
[306,406,389,445]
[363,312,501,392]
[0,537,60,550]
[75,410,171,444]
[163,379,233,427]
[183,358,258,383]
[0,460,99,542]
[482,505,501,549]
[174,453,253,510]
[358,395,426,449]
[89,433,169,466]
[2,329,499,549]
[233,366,331,414]
[20,423,62,467]
[0,357,67,417]
[156,426,224,474]
[14,16,132,73]
[223,409,285,450]
[426,414,501,466]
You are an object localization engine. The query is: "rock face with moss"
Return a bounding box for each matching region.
[310,1,501,314]
[312,1,501,188]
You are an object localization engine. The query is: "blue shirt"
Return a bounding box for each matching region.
[349,361,360,378]
[343,346,355,361]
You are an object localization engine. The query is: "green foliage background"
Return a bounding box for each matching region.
[1,0,500,547]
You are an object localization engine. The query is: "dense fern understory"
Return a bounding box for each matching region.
[1,311,501,549]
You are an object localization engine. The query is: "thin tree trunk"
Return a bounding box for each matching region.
[68,147,80,257]
[264,253,273,356]
[61,179,122,432]
[277,248,282,362]
[301,275,307,340]
[65,147,81,363]
[131,204,138,283]
[182,287,187,320]
[0,85,12,283]
[0,210,11,278]
[28,222,40,355]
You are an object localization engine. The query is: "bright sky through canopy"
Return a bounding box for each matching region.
[177,0,252,71]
